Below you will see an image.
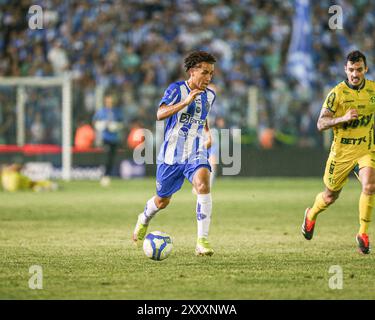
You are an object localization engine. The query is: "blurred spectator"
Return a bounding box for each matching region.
[47,40,69,75]
[93,92,124,186]
[74,118,95,150]
[0,98,16,144]
[30,112,45,144]
[127,119,145,150]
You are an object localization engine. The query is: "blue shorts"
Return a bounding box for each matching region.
[156,162,211,198]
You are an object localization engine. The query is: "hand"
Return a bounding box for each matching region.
[343,109,358,122]
[204,131,212,149]
[183,89,203,106]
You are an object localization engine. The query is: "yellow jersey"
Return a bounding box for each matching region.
[323,79,375,161]
[1,168,32,192]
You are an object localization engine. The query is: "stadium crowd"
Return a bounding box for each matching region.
[0,0,374,148]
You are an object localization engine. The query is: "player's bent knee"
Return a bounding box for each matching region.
[194,182,210,194]
[324,193,339,205]
[362,183,375,195]
[155,197,170,209]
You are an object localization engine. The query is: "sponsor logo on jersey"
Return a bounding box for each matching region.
[358,105,366,109]
[342,114,373,130]
[179,113,205,125]
[340,136,367,145]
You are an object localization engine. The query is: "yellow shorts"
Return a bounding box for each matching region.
[323,152,375,191]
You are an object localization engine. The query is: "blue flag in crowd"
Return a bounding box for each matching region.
[286,0,313,88]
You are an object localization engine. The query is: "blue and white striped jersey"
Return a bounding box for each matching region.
[157,81,216,165]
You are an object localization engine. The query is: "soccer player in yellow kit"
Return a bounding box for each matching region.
[302,51,375,254]
[1,163,57,192]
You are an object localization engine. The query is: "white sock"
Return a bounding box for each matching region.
[140,196,160,225]
[210,165,216,187]
[196,193,212,239]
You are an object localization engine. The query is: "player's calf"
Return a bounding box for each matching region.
[132,196,163,245]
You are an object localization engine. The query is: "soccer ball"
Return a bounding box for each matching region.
[143,231,173,261]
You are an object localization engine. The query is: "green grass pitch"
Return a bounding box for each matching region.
[1,177,374,299]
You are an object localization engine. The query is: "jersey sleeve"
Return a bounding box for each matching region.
[322,88,338,113]
[158,83,181,107]
[208,88,216,109]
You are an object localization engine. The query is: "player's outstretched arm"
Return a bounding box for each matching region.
[317,108,358,131]
[157,89,203,121]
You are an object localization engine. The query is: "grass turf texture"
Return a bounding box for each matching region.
[1,177,374,299]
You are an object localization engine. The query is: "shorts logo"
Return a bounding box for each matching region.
[156,181,162,191]
[328,177,336,185]
[329,160,336,175]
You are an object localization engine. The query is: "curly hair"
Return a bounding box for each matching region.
[184,51,217,72]
[347,50,367,67]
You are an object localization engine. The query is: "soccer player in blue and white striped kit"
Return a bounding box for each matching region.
[133,51,217,256]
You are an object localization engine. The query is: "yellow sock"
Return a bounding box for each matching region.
[308,192,329,221]
[359,193,374,235]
